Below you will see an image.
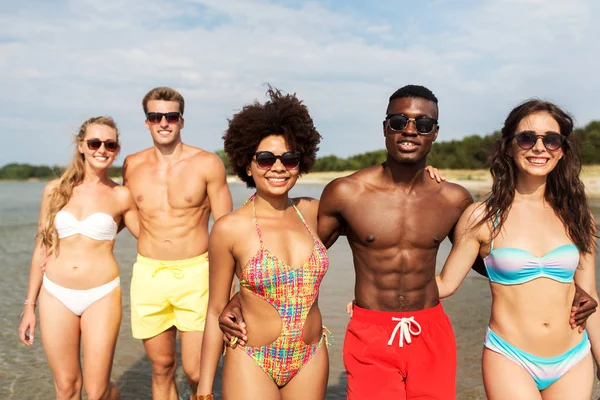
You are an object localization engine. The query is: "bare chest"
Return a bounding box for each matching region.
[127,164,208,211]
[343,192,461,249]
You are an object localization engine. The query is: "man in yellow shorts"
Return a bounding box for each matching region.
[124,87,232,400]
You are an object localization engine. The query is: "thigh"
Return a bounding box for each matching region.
[179,330,204,374]
[343,321,405,400]
[80,286,122,386]
[130,262,174,339]
[38,288,82,382]
[280,344,328,400]
[143,327,178,367]
[541,353,593,400]
[406,315,456,399]
[172,262,209,333]
[222,346,280,400]
[482,348,542,400]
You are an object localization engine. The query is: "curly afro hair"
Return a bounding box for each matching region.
[223,87,322,188]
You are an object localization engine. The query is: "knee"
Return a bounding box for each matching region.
[183,366,200,387]
[54,375,82,399]
[85,381,120,400]
[150,355,177,379]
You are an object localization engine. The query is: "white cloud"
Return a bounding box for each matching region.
[1,0,599,165]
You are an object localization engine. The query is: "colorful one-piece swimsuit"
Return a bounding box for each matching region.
[238,194,330,387]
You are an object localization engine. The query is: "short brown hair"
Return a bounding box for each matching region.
[142,87,185,115]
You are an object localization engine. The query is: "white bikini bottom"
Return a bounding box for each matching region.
[43,274,120,316]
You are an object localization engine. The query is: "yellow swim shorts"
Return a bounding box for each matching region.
[130,253,209,339]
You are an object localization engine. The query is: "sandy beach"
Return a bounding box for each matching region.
[274,166,600,199]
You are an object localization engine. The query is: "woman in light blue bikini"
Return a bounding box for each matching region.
[436,100,599,399]
[18,117,139,400]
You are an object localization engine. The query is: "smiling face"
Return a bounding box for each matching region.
[383,97,439,164]
[144,100,184,146]
[510,111,564,178]
[247,135,299,197]
[77,124,119,170]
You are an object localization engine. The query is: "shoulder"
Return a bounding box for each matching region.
[322,168,372,197]
[457,201,490,234]
[111,184,135,204]
[438,181,473,209]
[211,206,251,239]
[293,197,319,220]
[124,148,152,168]
[184,146,226,171]
[43,179,59,196]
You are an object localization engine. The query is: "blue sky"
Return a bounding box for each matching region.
[1,0,599,166]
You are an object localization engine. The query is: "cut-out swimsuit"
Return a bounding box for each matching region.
[483,214,590,390]
[238,195,330,387]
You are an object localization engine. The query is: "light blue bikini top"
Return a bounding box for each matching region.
[483,214,579,285]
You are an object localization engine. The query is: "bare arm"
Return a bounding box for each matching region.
[317,179,347,248]
[197,217,237,396]
[436,202,485,298]
[573,216,600,373]
[18,180,56,346]
[120,186,140,239]
[206,154,233,222]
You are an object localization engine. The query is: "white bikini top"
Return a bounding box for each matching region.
[55,210,118,241]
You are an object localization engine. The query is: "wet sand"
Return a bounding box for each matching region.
[2,181,600,399]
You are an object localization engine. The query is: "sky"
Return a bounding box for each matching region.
[1,0,599,166]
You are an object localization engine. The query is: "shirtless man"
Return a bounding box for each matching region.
[217,85,596,399]
[124,87,232,400]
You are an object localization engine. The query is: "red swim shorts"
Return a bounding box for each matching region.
[343,301,456,400]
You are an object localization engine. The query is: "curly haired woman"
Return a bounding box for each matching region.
[196,88,330,400]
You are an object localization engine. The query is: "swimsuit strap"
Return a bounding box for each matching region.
[249,194,317,246]
[290,201,318,241]
[250,194,264,247]
[490,210,500,250]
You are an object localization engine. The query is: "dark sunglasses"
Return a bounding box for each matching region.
[513,131,565,151]
[86,139,119,152]
[254,151,301,170]
[386,114,438,135]
[146,112,182,124]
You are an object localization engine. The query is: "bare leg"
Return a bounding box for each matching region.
[222,347,281,400]
[280,344,329,400]
[143,326,179,400]
[81,286,122,400]
[482,348,542,400]
[179,330,204,400]
[541,353,593,400]
[38,288,83,400]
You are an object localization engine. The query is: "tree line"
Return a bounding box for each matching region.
[3,120,599,180]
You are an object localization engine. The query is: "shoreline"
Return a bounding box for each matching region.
[228,167,600,199]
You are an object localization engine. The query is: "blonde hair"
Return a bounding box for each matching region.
[142,87,185,115]
[39,116,120,254]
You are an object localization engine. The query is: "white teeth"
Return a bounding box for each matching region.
[268,178,286,182]
[527,157,548,165]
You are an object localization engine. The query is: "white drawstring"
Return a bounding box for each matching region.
[387,317,422,347]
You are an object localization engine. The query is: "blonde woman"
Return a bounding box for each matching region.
[18,117,139,400]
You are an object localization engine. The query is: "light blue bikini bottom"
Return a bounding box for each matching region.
[483,327,590,390]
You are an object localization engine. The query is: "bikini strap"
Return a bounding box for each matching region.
[248,194,264,246]
[290,200,318,241]
[490,210,500,250]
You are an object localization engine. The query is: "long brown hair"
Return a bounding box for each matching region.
[38,117,120,254]
[477,100,595,254]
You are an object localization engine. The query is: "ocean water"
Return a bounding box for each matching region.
[1,181,599,399]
